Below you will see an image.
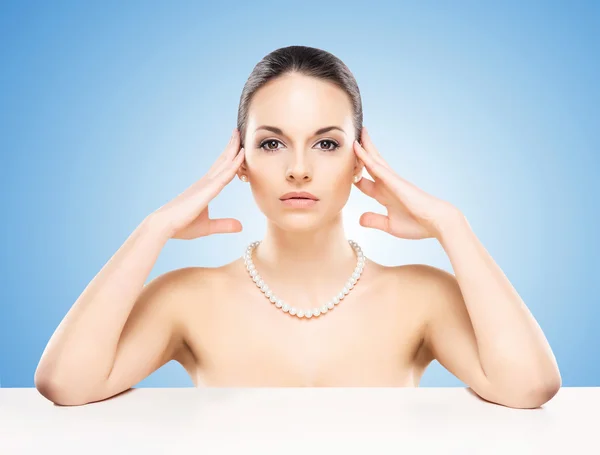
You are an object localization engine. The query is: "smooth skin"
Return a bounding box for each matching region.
[35,73,560,408]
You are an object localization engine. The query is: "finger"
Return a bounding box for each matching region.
[353,140,395,182]
[211,129,241,173]
[208,217,243,234]
[359,212,390,232]
[225,128,241,159]
[353,175,377,198]
[196,148,245,205]
[360,126,390,169]
[356,139,428,205]
[215,147,245,184]
[362,127,381,157]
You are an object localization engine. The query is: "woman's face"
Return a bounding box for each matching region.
[238,72,364,232]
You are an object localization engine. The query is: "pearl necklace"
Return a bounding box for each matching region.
[243,239,366,319]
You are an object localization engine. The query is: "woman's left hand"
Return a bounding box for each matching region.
[353,127,461,240]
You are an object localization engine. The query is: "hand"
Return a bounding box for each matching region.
[151,129,246,239]
[352,126,460,240]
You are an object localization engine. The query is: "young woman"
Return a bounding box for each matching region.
[35,45,561,408]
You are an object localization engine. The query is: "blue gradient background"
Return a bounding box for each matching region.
[1,1,598,388]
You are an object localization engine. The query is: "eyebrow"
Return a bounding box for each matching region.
[255,125,346,136]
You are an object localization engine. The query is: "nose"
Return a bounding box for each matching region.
[285,151,312,182]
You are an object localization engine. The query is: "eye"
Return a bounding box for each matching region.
[316,139,340,152]
[259,139,284,152]
[258,138,340,153]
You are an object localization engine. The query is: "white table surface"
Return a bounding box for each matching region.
[1,387,597,454]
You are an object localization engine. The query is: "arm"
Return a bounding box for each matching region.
[421,210,561,409]
[35,214,187,405]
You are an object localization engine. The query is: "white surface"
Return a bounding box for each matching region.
[0,387,597,454]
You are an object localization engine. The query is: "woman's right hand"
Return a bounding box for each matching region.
[151,128,246,240]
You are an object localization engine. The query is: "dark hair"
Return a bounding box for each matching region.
[236,45,363,147]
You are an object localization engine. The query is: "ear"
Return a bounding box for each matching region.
[354,159,365,180]
[354,128,365,174]
[354,140,365,174]
[236,154,249,181]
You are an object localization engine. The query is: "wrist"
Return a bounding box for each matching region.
[433,207,470,244]
[141,212,174,242]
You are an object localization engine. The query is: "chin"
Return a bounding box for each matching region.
[271,214,325,232]
[256,198,346,231]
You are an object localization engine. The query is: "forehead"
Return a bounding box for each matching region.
[247,73,353,134]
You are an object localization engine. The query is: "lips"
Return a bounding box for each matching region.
[280,198,318,208]
[280,192,319,201]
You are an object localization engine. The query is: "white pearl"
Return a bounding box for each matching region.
[244,239,366,320]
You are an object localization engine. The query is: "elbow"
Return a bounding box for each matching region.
[528,372,562,408]
[34,369,94,406]
[497,372,562,409]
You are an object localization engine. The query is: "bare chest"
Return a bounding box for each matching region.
[179,265,430,387]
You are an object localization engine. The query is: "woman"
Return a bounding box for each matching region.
[34,45,561,408]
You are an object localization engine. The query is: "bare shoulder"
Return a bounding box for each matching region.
[140,266,219,345]
[384,263,461,358]
[387,262,457,292]
[156,257,252,328]
[374,261,456,293]
[153,264,229,322]
[386,263,463,318]
[141,264,228,375]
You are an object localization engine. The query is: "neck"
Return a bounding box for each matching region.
[251,214,358,289]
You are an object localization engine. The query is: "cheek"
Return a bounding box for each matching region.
[248,156,279,183]
[320,169,353,196]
